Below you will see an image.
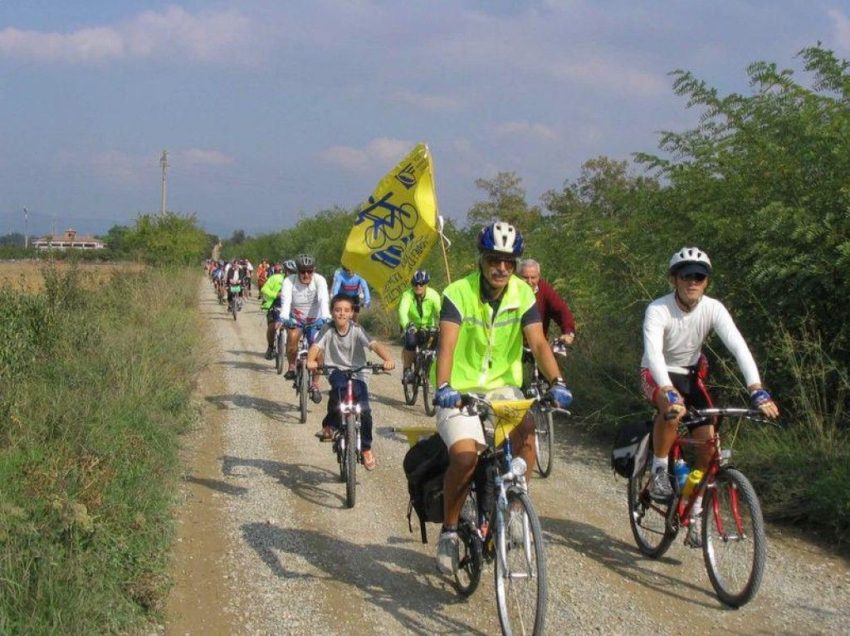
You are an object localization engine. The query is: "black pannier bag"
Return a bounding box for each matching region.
[611,420,653,478]
[403,433,449,543]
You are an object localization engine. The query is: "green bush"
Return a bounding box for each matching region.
[0,265,202,633]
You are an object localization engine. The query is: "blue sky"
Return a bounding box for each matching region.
[0,1,847,239]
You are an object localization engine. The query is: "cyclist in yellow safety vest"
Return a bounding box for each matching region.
[432,221,574,576]
[398,269,441,386]
[260,263,284,359]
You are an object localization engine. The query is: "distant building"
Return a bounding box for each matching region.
[32,228,106,250]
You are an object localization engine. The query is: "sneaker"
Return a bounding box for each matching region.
[265,348,274,360]
[436,530,459,575]
[685,514,703,548]
[648,468,673,502]
[309,383,322,404]
[362,449,377,471]
[315,426,334,442]
[284,366,295,380]
[402,368,414,385]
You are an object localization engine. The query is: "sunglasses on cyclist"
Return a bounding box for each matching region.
[483,255,517,267]
[413,282,426,288]
[678,273,707,282]
[298,269,315,275]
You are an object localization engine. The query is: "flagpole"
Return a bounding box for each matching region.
[438,215,452,284]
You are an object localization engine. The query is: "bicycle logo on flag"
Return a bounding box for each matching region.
[354,191,420,251]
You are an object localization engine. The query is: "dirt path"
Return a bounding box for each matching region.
[164,279,850,634]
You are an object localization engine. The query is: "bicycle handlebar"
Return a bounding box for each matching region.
[316,363,389,376]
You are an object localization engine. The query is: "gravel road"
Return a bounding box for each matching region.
[164,280,850,635]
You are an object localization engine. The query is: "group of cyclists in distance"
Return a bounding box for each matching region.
[205,219,779,582]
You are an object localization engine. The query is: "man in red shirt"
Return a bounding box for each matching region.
[518,259,576,344]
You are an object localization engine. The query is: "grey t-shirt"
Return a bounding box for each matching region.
[314,322,373,381]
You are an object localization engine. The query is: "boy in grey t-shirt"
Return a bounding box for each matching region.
[307,294,395,470]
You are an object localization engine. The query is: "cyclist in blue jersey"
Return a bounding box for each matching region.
[332,267,371,319]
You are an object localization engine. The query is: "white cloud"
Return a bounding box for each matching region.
[391,90,463,111]
[53,147,234,186]
[494,121,558,142]
[0,6,264,65]
[176,148,234,168]
[319,137,413,171]
[829,9,850,52]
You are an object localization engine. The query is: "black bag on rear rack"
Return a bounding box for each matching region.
[611,420,653,478]
[403,433,449,543]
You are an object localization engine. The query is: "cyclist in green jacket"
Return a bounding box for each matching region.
[398,269,441,386]
[432,221,573,575]
[260,264,284,359]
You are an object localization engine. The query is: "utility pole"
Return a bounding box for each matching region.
[23,207,28,249]
[160,149,169,215]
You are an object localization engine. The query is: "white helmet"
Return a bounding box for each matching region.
[669,246,712,276]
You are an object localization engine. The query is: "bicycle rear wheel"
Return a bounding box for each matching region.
[628,452,676,558]
[298,363,309,423]
[533,409,554,478]
[344,415,357,508]
[495,489,547,636]
[702,468,766,607]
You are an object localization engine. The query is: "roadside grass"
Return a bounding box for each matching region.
[0,264,202,633]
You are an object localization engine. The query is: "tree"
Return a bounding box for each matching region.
[466,172,542,230]
[122,212,213,265]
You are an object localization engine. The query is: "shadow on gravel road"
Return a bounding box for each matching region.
[221,455,345,509]
[205,393,300,423]
[183,474,249,497]
[216,360,275,372]
[542,516,719,609]
[241,524,488,635]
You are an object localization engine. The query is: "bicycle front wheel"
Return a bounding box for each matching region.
[344,415,357,508]
[533,409,554,478]
[703,468,766,607]
[628,451,676,558]
[275,331,285,375]
[298,364,309,423]
[421,358,435,416]
[231,299,238,320]
[495,489,547,636]
[403,369,418,405]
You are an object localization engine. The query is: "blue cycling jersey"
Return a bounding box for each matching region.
[331,269,371,306]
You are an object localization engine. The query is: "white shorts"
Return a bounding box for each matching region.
[437,386,524,450]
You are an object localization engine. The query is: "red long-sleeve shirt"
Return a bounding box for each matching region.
[535,278,576,338]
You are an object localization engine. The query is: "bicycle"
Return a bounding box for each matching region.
[451,395,555,635]
[627,406,768,607]
[402,327,438,416]
[318,363,388,508]
[228,284,243,320]
[354,192,420,250]
[522,340,567,478]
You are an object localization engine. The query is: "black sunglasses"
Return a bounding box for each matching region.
[484,255,517,267]
[678,273,707,282]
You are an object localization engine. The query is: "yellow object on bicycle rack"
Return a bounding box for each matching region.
[395,427,438,448]
[490,399,536,447]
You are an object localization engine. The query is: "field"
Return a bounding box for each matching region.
[0,259,144,291]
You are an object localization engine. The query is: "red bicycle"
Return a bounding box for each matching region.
[627,406,768,607]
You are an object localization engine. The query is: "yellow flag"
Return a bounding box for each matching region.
[341,143,439,309]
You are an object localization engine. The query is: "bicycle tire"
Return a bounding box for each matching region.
[495,489,547,636]
[344,414,357,508]
[231,299,238,321]
[533,409,554,478]
[421,356,435,416]
[403,365,418,405]
[628,451,676,558]
[275,330,285,375]
[299,363,308,423]
[455,522,483,597]
[702,468,766,607]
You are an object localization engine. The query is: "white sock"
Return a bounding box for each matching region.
[652,456,668,474]
[692,495,703,516]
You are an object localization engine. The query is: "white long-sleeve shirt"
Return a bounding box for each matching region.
[641,293,761,388]
[280,273,331,324]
